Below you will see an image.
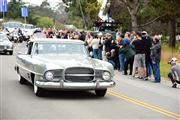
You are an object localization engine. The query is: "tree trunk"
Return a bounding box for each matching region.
[130,13,138,31]
[169,17,176,48]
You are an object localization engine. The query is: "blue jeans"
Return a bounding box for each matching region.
[119,54,125,71]
[98,49,102,60]
[108,60,115,69]
[153,62,161,82]
[147,63,152,77]
[93,49,99,59]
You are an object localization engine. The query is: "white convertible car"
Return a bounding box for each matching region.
[15,38,115,97]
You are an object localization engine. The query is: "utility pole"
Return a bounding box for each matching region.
[79,0,87,30]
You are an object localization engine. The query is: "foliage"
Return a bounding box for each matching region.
[84,2,100,29]
[6,2,22,20]
[160,42,180,78]
[160,61,170,78]
[36,16,54,28]
[55,23,65,30]
[3,0,66,28]
[63,0,100,29]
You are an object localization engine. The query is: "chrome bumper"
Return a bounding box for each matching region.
[0,48,13,52]
[35,80,115,90]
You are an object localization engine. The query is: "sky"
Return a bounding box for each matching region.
[24,0,62,6]
[7,0,62,6]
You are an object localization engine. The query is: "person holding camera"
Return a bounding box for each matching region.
[168,57,180,88]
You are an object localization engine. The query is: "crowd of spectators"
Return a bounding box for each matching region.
[33,28,86,41]
[84,30,162,83]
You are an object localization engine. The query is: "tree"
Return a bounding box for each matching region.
[40,0,50,9]
[150,0,180,47]
[6,2,22,20]
[62,0,99,29]
[37,16,54,28]
[111,0,151,31]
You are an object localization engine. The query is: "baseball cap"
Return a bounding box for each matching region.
[142,31,148,36]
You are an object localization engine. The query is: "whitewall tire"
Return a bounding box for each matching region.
[18,74,26,84]
[34,82,43,97]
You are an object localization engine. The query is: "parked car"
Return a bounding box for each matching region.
[0,33,13,55]
[15,38,115,97]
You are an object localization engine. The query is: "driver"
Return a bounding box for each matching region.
[168,57,180,88]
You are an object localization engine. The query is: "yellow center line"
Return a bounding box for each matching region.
[108,90,180,120]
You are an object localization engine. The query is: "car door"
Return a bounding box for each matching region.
[18,42,34,82]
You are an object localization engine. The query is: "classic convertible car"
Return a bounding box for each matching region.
[15,38,115,97]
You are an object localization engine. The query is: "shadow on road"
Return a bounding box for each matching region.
[0,53,13,55]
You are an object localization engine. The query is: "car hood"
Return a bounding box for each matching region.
[0,40,12,46]
[33,54,100,69]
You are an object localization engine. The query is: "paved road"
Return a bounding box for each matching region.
[0,43,180,120]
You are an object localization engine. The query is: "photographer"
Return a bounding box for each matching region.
[168,57,180,88]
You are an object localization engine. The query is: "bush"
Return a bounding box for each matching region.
[37,17,54,28]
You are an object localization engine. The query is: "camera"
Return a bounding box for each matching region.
[168,61,172,64]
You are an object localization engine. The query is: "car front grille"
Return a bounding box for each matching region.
[65,67,94,82]
[95,70,103,79]
[0,45,4,50]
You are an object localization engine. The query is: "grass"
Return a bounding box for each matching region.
[160,41,180,78]
[160,61,170,78]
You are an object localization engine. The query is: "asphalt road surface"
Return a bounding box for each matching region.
[0,43,180,120]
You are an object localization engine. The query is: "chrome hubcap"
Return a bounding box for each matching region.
[18,74,21,82]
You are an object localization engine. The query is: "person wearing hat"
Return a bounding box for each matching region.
[168,57,180,88]
[142,31,153,79]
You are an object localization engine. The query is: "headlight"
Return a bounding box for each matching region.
[7,45,12,49]
[44,71,54,80]
[102,71,111,80]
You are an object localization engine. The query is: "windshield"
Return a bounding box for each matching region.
[4,22,23,28]
[0,34,9,41]
[32,33,46,38]
[24,24,34,29]
[34,43,88,56]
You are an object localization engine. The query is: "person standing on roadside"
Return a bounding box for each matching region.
[141,31,153,79]
[89,35,100,59]
[97,32,104,60]
[119,41,135,75]
[132,32,147,80]
[150,36,161,83]
[85,32,93,53]
[116,35,124,71]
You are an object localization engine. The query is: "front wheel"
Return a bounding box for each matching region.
[9,51,13,55]
[18,75,26,84]
[34,82,43,97]
[95,89,107,97]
